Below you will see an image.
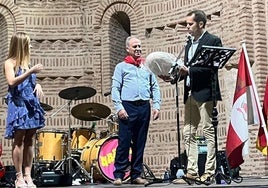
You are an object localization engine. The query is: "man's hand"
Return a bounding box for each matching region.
[152,109,160,120]
[178,65,189,76]
[158,75,173,82]
[118,109,129,120]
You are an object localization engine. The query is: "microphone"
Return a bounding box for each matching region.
[170,75,179,85]
[169,34,192,84]
[104,91,111,97]
[186,33,192,42]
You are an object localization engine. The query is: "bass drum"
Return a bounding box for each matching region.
[80,136,131,182]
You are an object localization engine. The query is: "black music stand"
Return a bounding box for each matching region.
[191,45,236,185]
[191,45,236,69]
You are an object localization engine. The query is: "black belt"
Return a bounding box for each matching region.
[125,100,149,106]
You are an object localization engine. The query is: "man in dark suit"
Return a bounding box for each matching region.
[171,10,222,184]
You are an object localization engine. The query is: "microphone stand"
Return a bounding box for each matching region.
[171,70,183,170]
[145,36,190,187]
[168,36,190,179]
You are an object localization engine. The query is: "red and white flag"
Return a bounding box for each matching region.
[226,43,268,168]
[256,77,268,154]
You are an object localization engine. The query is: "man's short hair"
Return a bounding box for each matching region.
[187,10,207,28]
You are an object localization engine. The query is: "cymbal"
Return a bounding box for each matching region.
[71,103,111,121]
[59,86,96,100]
[40,102,53,111]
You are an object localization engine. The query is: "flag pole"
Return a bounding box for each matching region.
[242,42,268,138]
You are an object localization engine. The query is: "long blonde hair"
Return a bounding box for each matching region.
[7,32,31,71]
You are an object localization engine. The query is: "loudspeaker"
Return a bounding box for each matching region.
[36,172,72,187]
[170,152,187,179]
[170,150,230,178]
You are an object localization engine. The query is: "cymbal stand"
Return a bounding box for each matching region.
[66,99,72,174]
[52,99,92,182]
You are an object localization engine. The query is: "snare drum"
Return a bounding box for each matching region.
[71,127,96,150]
[80,136,131,182]
[37,130,67,162]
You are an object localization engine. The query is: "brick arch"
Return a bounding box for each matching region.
[94,1,143,93]
[0,1,25,37]
[0,2,24,97]
[94,0,142,34]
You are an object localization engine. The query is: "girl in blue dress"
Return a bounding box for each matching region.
[4,32,45,188]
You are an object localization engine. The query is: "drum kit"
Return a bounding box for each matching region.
[34,86,129,185]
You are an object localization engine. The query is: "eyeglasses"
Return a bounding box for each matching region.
[132,45,141,48]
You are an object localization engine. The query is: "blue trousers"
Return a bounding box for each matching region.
[113,101,150,180]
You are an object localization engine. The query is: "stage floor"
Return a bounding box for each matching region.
[36,176,268,188]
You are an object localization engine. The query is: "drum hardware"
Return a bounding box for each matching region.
[141,163,157,181]
[91,159,98,183]
[88,115,117,135]
[54,156,92,182]
[49,100,72,119]
[108,113,118,123]
[90,164,94,184]
[58,87,96,177]
[33,86,98,184]
[99,130,109,139]
[46,86,97,182]
[107,113,119,135]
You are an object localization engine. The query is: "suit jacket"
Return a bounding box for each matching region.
[183,31,222,103]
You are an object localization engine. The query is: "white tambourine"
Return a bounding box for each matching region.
[144,51,183,77]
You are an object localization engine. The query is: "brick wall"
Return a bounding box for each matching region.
[0,0,267,177]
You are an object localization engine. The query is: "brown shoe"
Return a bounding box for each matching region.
[200,173,213,182]
[113,178,122,186]
[172,173,199,184]
[172,178,185,184]
[131,177,148,184]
